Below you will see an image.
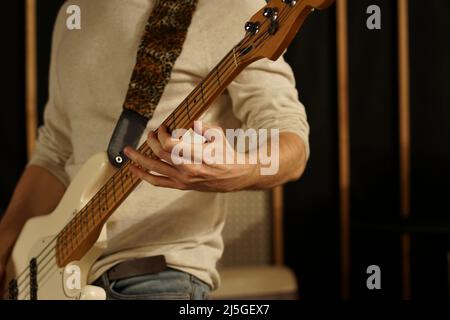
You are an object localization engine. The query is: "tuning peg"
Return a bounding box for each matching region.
[268,20,279,35]
[263,7,278,20]
[245,21,260,34]
[282,0,297,6]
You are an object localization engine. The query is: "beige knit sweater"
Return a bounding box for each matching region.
[29,0,310,289]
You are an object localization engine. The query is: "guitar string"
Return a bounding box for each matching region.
[14,5,293,299]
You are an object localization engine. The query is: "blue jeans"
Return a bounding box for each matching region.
[96,268,211,300]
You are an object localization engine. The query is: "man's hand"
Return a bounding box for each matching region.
[125,125,257,192]
[124,124,307,192]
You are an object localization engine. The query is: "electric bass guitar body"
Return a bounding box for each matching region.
[5,153,114,300]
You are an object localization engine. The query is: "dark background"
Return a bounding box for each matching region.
[1,0,449,299]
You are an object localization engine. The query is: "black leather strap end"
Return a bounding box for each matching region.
[107,108,149,168]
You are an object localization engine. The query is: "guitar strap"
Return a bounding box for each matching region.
[107,0,198,168]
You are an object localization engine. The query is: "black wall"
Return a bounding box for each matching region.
[284,6,340,299]
[1,0,450,299]
[0,1,26,210]
[36,0,65,125]
[283,0,450,299]
[409,0,450,299]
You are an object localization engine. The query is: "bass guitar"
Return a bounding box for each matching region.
[4,0,334,300]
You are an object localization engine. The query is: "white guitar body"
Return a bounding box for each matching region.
[5,153,115,300]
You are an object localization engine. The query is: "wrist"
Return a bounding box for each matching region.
[0,225,16,260]
[241,158,261,189]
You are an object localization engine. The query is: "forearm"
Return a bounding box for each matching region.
[246,132,307,189]
[0,165,66,257]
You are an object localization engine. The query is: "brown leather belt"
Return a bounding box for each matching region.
[106,255,167,281]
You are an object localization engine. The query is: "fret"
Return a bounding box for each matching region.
[103,188,108,214]
[54,33,252,268]
[185,99,191,121]
[232,48,238,68]
[171,113,177,131]
[63,227,69,249]
[200,83,205,104]
[186,105,192,122]
[71,220,78,243]
[120,169,125,194]
[79,211,85,228]
[102,186,108,214]
[126,169,133,184]
[68,227,74,250]
[192,92,199,105]
[79,210,85,231]
[79,212,85,231]
[91,199,97,225]
[124,169,130,186]
[73,214,81,234]
[82,209,89,227]
[65,216,74,236]
[112,175,117,202]
[66,215,77,244]
[215,66,221,84]
[99,191,105,218]
[98,190,103,215]
[75,213,83,237]
[61,228,67,248]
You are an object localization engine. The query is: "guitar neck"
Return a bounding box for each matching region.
[55,41,250,267]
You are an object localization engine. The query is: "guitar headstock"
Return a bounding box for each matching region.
[235,0,335,65]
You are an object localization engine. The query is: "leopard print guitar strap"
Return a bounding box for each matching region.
[107,0,198,168]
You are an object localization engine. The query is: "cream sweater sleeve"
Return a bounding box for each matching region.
[204,0,311,160]
[227,57,311,160]
[28,8,72,187]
